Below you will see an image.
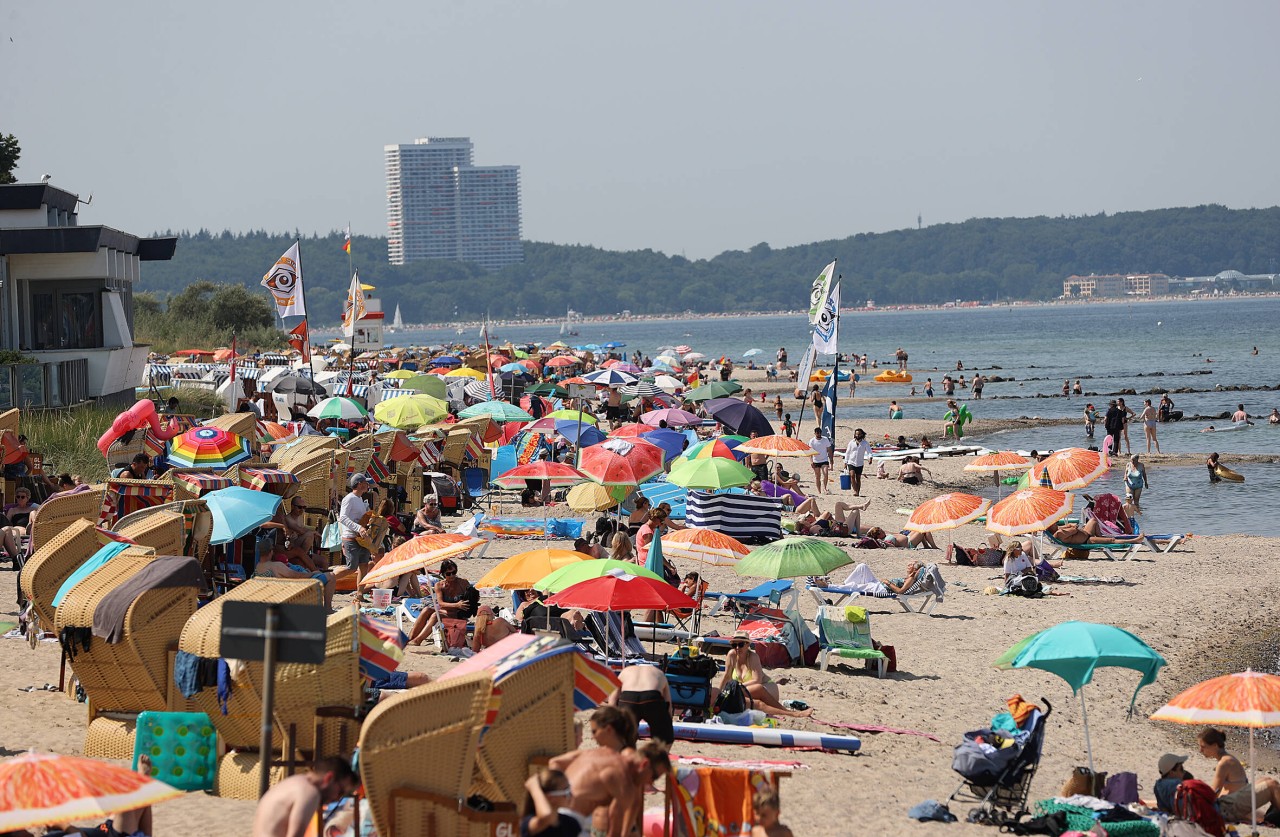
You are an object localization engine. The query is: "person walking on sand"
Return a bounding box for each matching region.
[810,384,823,425]
[1125,455,1149,506]
[843,428,872,496]
[1140,398,1161,453]
[808,427,833,494]
[253,757,358,837]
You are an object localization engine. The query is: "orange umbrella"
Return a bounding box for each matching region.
[964,451,1030,472]
[986,487,1074,536]
[0,750,182,832]
[545,356,577,368]
[476,548,592,589]
[1030,448,1109,491]
[257,421,295,443]
[906,492,991,533]
[362,532,487,587]
[734,435,816,457]
[1150,669,1280,831]
[661,527,750,566]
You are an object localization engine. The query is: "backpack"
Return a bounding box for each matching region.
[714,680,751,715]
[1006,573,1043,597]
[1173,779,1226,837]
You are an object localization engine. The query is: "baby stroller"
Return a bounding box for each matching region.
[948,698,1052,825]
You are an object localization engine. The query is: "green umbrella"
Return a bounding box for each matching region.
[535,559,665,593]
[546,409,598,424]
[684,381,743,402]
[459,401,534,422]
[734,537,852,580]
[666,457,754,489]
[402,374,447,398]
[996,621,1166,773]
[527,383,569,398]
[307,396,368,421]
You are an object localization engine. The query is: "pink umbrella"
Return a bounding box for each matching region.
[613,362,643,375]
[493,461,587,488]
[640,408,701,428]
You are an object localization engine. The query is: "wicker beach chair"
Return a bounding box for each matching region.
[99,479,174,529]
[358,673,497,837]
[20,518,105,631]
[201,411,258,439]
[470,652,577,804]
[269,435,338,470]
[167,467,235,501]
[27,486,107,555]
[291,454,336,511]
[0,408,19,435]
[116,509,187,557]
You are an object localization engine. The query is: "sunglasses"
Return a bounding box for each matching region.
[730,641,747,649]
[442,570,457,577]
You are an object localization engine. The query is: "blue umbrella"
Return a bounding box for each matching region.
[703,398,775,437]
[499,362,527,373]
[640,428,688,461]
[432,356,462,367]
[205,485,283,545]
[555,419,607,447]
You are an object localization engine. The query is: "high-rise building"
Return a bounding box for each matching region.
[384,137,523,271]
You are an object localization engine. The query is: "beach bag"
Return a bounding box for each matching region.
[1102,771,1139,806]
[321,517,342,551]
[713,680,750,715]
[1006,573,1042,597]
[1062,766,1107,798]
[1173,780,1225,837]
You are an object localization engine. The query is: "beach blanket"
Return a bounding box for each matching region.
[477,516,585,539]
[52,541,131,608]
[812,718,942,742]
[1052,575,1127,584]
[820,563,891,597]
[675,756,808,770]
[670,766,780,837]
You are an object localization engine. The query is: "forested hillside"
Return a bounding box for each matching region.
[141,204,1280,324]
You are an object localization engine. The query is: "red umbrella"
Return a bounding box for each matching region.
[609,423,650,438]
[545,356,577,368]
[578,438,665,486]
[547,570,695,612]
[493,461,587,489]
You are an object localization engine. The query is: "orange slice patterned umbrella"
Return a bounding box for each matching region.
[986,487,1074,536]
[1150,669,1280,831]
[661,527,751,566]
[734,435,816,457]
[906,492,992,533]
[362,532,488,587]
[964,451,1030,472]
[1030,447,1109,491]
[0,750,183,832]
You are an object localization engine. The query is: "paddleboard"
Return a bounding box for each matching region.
[638,721,861,752]
[870,448,938,461]
[1215,465,1245,483]
[929,445,984,457]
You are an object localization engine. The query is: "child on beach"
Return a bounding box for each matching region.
[752,787,793,837]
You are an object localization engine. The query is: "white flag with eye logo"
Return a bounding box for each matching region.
[261,243,306,318]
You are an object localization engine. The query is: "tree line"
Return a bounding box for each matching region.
[138,204,1280,324]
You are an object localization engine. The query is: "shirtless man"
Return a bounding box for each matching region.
[608,663,674,745]
[252,757,357,837]
[282,497,318,555]
[606,386,623,427]
[555,741,670,837]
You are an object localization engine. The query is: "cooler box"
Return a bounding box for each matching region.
[666,673,714,714]
[839,473,852,491]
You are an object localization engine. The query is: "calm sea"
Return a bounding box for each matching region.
[389,297,1279,535]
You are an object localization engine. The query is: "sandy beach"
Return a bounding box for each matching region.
[3,376,1277,836]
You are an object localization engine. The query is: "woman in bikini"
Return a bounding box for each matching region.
[407,558,477,646]
[863,526,939,549]
[718,632,813,718]
[1198,727,1280,826]
[1046,518,1145,545]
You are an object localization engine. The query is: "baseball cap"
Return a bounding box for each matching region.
[348,474,370,489]
[1158,753,1188,776]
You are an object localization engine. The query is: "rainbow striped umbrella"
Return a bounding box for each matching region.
[167,426,252,469]
[0,750,182,832]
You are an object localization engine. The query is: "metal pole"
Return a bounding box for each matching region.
[1249,727,1259,837]
[257,604,280,799]
[1079,687,1094,777]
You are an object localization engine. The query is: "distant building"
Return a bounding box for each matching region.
[1170,270,1277,294]
[0,182,175,404]
[1063,273,1170,298]
[384,137,523,272]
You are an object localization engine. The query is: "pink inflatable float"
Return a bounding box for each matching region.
[97,399,181,458]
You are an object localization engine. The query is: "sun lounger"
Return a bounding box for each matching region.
[20,519,107,631]
[1035,533,1143,561]
[707,579,796,616]
[815,605,887,676]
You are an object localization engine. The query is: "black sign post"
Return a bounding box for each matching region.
[221,601,328,798]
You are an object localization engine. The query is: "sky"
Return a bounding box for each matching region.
[3,1,1279,260]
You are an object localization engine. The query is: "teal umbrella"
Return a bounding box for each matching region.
[995,621,1166,772]
[204,485,283,545]
[459,401,534,423]
[645,527,665,579]
[734,537,852,580]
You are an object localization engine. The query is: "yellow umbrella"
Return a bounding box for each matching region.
[372,394,449,429]
[445,367,486,379]
[566,482,626,512]
[475,548,592,589]
[383,369,415,380]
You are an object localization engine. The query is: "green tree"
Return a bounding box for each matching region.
[0,133,19,184]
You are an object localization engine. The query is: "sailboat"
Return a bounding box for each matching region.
[388,304,404,333]
[560,307,579,337]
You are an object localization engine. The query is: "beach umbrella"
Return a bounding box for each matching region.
[653,374,684,392]
[167,426,253,470]
[1151,669,1280,835]
[0,750,183,832]
[431,356,462,366]
[703,398,773,437]
[565,482,627,512]
[499,362,527,373]
[402,374,447,398]
[583,368,637,386]
[906,492,992,533]
[613,362,643,376]
[996,621,1165,773]
[545,356,578,369]
[734,537,852,580]
[666,456,755,490]
[535,559,665,593]
[384,369,415,379]
[965,451,1030,472]
[680,439,739,462]
[620,382,664,398]
[644,528,665,579]
[257,421,296,444]
[578,438,666,486]
[683,382,737,402]
[308,396,369,421]
[743,348,762,357]
[204,485,282,545]
[682,352,706,361]
[986,487,1074,536]
[362,532,488,587]
[546,409,598,424]
[734,435,815,457]
[463,379,499,401]
[661,527,750,566]
[373,394,448,429]
[1030,448,1109,492]
[444,367,486,379]
[460,401,534,423]
[554,419,607,448]
[547,570,692,612]
[476,548,592,589]
[527,383,568,398]
[609,423,650,438]
[269,374,328,396]
[640,408,701,428]
[493,461,587,489]
[638,428,688,461]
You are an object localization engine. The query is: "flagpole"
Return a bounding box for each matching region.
[828,276,841,455]
[297,239,316,395]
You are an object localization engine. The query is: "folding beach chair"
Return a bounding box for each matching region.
[815,605,887,676]
[1035,532,1142,561]
[462,466,492,509]
[895,563,946,615]
[707,579,796,616]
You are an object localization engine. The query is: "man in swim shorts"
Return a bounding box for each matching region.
[608,663,673,745]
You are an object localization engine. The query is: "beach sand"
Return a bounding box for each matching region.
[2,401,1277,836]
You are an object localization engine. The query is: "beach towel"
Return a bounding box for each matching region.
[670,766,778,837]
[833,563,890,596]
[357,613,408,684]
[91,556,204,644]
[51,541,132,608]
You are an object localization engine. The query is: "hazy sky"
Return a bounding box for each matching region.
[3,1,1278,259]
